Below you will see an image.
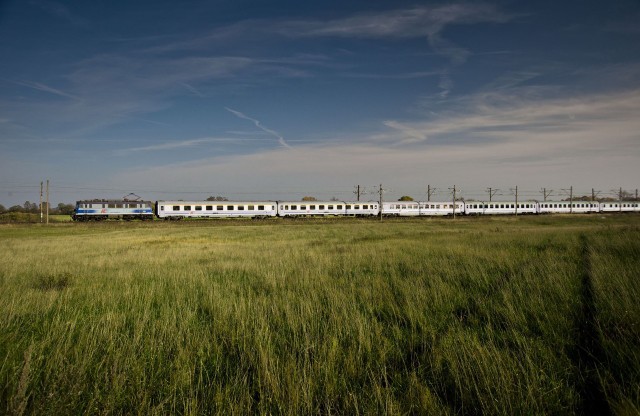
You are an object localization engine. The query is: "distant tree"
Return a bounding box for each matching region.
[621,190,637,201]
[56,203,74,215]
[23,201,38,213]
[569,195,593,201]
[301,196,317,201]
[0,204,4,213]
[8,205,22,213]
[398,196,414,201]
[206,196,229,201]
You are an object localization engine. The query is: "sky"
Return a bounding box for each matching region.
[1,0,639,206]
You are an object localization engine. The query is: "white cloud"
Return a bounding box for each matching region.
[112,88,640,200]
[122,137,247,153]
[12,80,81,100]
[281,4,512,40]
[225,107,292,149]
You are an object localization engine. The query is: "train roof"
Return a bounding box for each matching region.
[277,200,377,204]
[76,199,152,204]
[157,200,276,204]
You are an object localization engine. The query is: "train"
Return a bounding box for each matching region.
[71,198,640,221]
[72,199,154,221]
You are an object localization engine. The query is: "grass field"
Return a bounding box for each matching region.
[1,215,639,415]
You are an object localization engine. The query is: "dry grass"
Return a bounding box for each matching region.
[0,215,638,414]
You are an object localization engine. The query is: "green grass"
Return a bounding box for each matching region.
[1,215,639,414]
[0,213,71,223]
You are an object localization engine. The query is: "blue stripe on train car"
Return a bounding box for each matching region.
[75,209,151,214]
[76,209,98,214]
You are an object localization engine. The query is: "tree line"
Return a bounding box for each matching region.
[0,201,74,215]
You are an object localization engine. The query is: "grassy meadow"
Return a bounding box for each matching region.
[1,215,639,415]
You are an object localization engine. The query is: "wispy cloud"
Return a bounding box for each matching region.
[383,120,428,145]
[381,88,640,151]
[341,70,442,79]
[281,4,512,39]
[143,4,514,96]
[275,4,513,95]
[113,88,640,201]
[123,137,248,153]
[181,82,205,97]
[30,0,89,27]
[225,107,292,149]
[12,80,81,100]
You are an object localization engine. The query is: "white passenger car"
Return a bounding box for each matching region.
[276,201,379,217]
[344,201,379,216]
[538,201,599,214]
[418,201,465,216]
[599,201,640,213]
[156,201,277,219]
[465,201,537,215]
[382,201,421,216]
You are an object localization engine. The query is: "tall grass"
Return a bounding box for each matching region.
[0,215,638,414]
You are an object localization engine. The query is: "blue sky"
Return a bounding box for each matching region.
[1,0,639,205]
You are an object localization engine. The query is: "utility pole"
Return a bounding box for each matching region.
[46,179,50,224]
[511,186,518,216]
[619,187,623,213]
[570,186,573,214]
[487,187,499,202]
[40,181,43,223]
[449,185,457,219]
[354,185,364,202]
[541,188,553,202]
[636,189,638,201]
[427,185,437,202]
[378,184,384,221]
[560,186,573,213]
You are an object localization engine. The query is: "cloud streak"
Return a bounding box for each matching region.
[277,4,513,94]
[225,107,292,149]
[12,80,81,100]
[123,138,231,153]
[382,88,640,151]
[280,4,512,40]
[113,88,640,201]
